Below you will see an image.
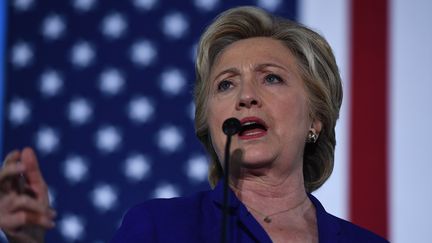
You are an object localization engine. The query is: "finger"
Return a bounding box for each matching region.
[8,194,56,217]
[0,164,26,194]
[0,162,26,182]
[1,211,56,230]
[21,147,45,184]
[20,147,48,201]
[2,150,20,167]
[3,231,41,243]
[0,195,56,229]
[0,194,56,221]
[1,150,24,194]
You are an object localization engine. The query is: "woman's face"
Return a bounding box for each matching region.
[207,37,321,173]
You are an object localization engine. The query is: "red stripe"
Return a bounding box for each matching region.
[349,0,388,238]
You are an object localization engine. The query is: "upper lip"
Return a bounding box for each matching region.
[239,116,268,130]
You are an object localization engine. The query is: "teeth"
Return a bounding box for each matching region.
[243,121,257,126]
[243,131,262,135]
[239,120,267,135]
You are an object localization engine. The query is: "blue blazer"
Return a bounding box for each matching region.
[111,181,388,242]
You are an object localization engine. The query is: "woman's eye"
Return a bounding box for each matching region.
[264,74,283,84]
[217,80,233,92]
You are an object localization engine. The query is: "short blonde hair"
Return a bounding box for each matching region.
[194,6,343,192]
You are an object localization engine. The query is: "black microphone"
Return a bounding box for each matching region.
[220,117,241,243]
[222,117,241,136]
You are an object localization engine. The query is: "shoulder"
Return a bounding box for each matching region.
[111,190,215,242]
[121,189,212,225]
[127,189,212,217]
[328,214,389,243]
[309,194,389,243]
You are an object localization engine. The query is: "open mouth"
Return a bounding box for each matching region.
[239,118,268,138]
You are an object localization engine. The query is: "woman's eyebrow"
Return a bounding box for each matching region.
[255,63,288,72]
[212,63,289,82]
[212,67,240,82]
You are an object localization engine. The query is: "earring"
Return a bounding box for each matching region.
[306,131,319,143]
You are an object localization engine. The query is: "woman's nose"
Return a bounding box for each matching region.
[236,82,261,109]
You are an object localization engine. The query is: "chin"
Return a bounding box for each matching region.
[239,151,274,168]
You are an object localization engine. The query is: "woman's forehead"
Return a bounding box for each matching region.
[209,37,299,79]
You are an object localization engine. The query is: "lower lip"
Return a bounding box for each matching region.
[238,129,267,140]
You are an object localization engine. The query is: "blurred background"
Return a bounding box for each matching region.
[0,0,431,242]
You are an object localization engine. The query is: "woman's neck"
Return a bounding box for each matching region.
[228,164,318,242]
[230,167,308,214]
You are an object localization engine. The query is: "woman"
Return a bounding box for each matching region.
[111,6,387,243]
[1,6,388,243]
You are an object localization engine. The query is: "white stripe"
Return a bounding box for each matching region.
[299,0,350,221]
[390,0,432,242]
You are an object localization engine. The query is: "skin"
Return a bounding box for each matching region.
[207,37,322,242]
[0,148,55,243]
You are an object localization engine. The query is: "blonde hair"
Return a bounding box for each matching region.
[194,6,343,192]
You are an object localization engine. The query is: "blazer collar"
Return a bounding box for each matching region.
[211,178,241,210]
[309,193,342,241]
[210,180,342,242]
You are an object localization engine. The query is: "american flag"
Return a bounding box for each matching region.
[2,0,432,243]
[0,0,297,242]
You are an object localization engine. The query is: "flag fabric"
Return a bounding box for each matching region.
[1,1,297,242]
[301,0,432,242]
[1,0,432,242]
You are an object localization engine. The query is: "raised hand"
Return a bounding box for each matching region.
[0,148,56,243]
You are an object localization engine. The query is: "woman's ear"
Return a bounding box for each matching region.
[311,119,323,134]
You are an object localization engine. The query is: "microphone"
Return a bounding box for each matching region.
[220,117,241,243]
[222,117,241,136]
